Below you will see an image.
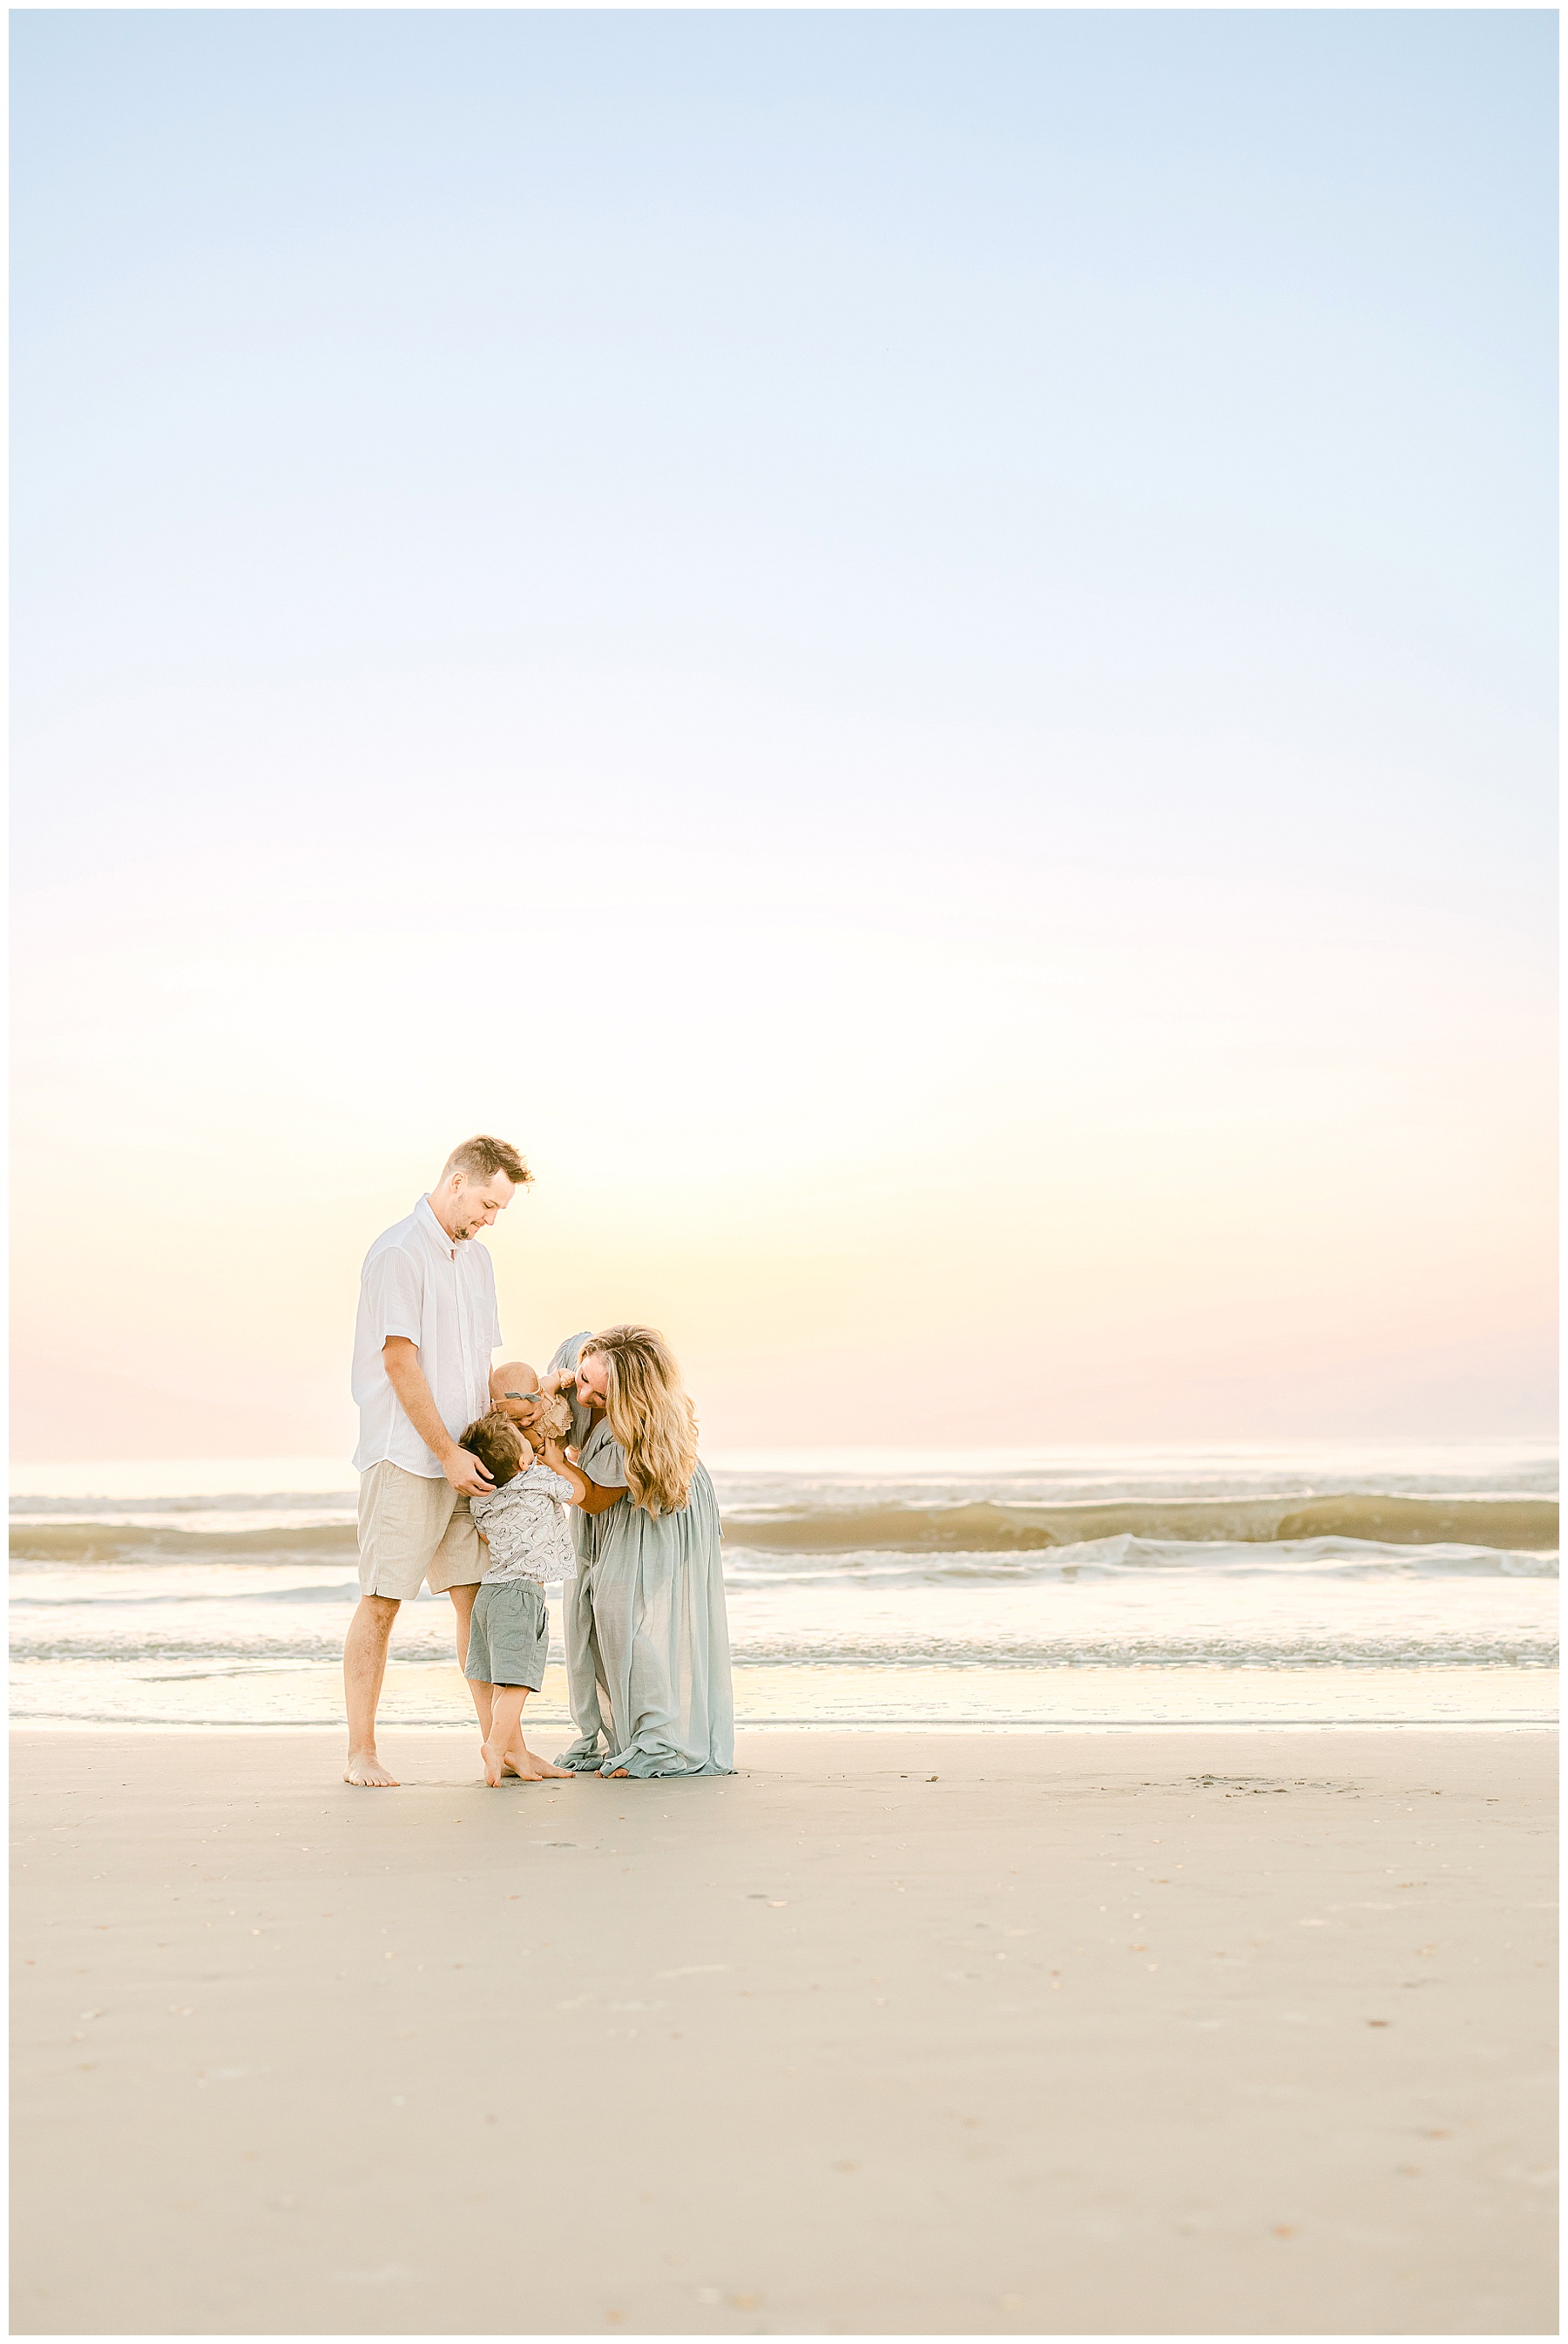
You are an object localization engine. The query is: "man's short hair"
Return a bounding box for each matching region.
[443,1135,532,1187]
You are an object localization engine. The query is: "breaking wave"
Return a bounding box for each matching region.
[10,1492,1558,1572]
[10,1522,357,1566]
[720,1494,1558,1555]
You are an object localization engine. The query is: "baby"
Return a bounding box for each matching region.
[489,1358,547,1428]
[458,1398,587,1787]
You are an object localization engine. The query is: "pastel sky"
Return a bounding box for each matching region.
[11,9,1557,1460]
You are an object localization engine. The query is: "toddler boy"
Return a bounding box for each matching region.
[458,1401,587,1786]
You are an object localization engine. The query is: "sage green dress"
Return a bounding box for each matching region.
[548,1331,734,1778]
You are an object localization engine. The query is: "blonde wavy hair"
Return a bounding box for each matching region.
[582,1324,699,1516]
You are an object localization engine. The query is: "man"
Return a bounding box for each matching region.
[344,1135,531,1786]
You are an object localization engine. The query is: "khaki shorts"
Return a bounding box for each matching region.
[357,1461,482,1601]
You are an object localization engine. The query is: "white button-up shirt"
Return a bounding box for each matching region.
[351,1196,503,1478]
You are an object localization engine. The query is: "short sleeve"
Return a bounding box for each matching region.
[362,1247,423,1345]
[580,1426,628,1490]
[548,1330,592,1378]
[470,1487,496,1527]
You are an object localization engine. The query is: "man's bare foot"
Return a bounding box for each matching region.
[480,1738,511,1788]
[344,1751,398,1787]
[517,1743,569,1779]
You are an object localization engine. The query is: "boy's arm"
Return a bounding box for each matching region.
[543,1440,626,1514]
[540,1440,591,1507]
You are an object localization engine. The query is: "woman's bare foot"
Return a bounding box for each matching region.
[344,1750,398,1787]
[608,1766,631,1778]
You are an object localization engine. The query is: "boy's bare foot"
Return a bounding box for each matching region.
[474,1723,530,1780]
[345,1750,398,1787]
[475,1735,525,1780]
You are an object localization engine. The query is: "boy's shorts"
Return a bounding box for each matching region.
[357,1462,481,1601]
[465,1579,549,1690]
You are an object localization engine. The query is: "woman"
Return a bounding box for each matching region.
[543,1325,733,1778]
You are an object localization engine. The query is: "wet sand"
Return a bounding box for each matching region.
[11,1726,1557,2335]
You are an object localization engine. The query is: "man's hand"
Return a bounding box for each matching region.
[443,1446,495,1498]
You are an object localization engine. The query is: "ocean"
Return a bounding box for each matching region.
[10,1439,1557,1732]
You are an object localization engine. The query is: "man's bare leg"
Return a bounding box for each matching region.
[343,1594,401,1786]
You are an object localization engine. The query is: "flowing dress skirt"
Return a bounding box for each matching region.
[556,1461,734,1778]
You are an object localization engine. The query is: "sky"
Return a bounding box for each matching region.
[10,8,1558,1461]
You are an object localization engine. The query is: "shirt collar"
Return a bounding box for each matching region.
[416,1194,460,1260]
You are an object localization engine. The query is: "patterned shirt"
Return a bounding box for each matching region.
[470,1460,579,1588]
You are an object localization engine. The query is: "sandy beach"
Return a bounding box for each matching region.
[11,1725,1556,2336]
